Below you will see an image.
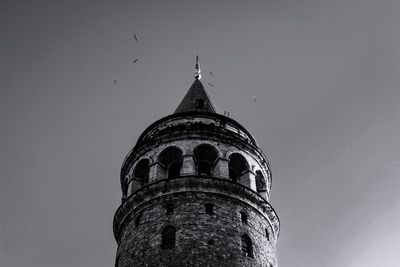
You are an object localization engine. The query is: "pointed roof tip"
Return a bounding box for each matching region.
[174,79,217,114]
[194,55,201,80]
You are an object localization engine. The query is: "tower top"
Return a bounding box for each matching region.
[174,57,216,114]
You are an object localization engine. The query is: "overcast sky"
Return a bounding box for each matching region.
[2,0,400,266]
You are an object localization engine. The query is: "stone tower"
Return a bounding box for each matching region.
[113,58,280,267]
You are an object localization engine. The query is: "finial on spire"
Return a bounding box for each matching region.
[194,55,201,80]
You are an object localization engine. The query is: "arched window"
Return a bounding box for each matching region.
[241,234,253,257]
[165,203,174,215]
[228,153,249,184]
[205,203,214,215]
[134,159,150,185]
[193,144,218,177]
[241,211,248,224]
[161,225,176,249]
[130,159,150,194]
[158,147,183,179]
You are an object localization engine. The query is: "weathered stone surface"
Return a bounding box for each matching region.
[116,191,277,267]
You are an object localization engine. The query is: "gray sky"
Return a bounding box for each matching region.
[2,0,400,266]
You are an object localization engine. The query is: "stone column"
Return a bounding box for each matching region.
[181,155,195,176]
[239,170,255,189]
[149,162,165,182]
[214,158,229,179]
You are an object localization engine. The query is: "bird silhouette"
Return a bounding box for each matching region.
[253,96,257,102]
[210,71,214,77]
[133,58,139,63]
[208,83,215,88]
[113,79,118,84]
[133,33,138,42]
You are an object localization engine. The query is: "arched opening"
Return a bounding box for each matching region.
[228,153,249,183]
[193,144,218,177]
[241,234,253,257]
[134,159,150,185]
[161,225,176,249]
[158,147,183,179]
[130,159,150,194]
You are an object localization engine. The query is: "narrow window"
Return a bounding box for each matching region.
[265,228,270,241]
[135,214,142,227]
[161,225,176,249]
[241,234,253,257]
[166,203,174,215]
[205,203,214,215]
[241,212,248,224]
[195,99,205,108]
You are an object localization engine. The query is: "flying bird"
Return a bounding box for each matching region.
[208,83,215,88]
[133,33,138,42]
[132,58,139,63]
[210,71,214,77]
[253,96,257,102]
[113,79,118,84]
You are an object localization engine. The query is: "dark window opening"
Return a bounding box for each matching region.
[168,162,181,178]
[241,234,253,257]
[198,161,212,176]
[135,214,142,227]
[158,146,183,179]
[193,144,218,178]
[122,178,129,196]
[205,203,214,215]
[229,168,238,182]
[228,153,249,183]
[241,212,248,224]
[265,228,270,241]
[166,203,174,215]
[161,225,176,249]
[134,159,150,185]
[195,99,205,108]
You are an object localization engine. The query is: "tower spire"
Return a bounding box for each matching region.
[194,55,201,80]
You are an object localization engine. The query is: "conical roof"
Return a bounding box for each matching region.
[174,79,216,114]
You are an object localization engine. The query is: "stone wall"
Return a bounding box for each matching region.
[116,191,277,267]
